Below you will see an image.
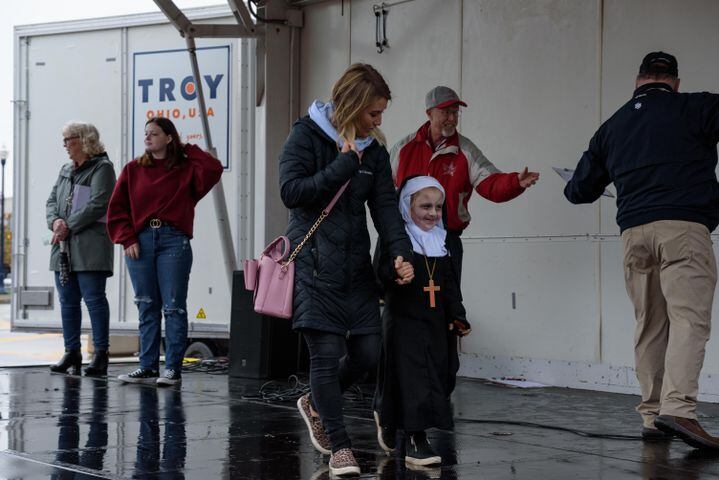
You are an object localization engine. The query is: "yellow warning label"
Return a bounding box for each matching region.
[196,308,206,319]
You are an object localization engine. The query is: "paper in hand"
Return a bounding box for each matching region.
[552,167,615,198]
[72,184,108,222]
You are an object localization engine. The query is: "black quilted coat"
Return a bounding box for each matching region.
[279,116,411,336]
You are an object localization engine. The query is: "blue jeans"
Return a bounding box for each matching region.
[54,271,110,350]
[303,330,381,452]
[126,226,192,372]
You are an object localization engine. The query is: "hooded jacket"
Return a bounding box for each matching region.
[279,115,412,335]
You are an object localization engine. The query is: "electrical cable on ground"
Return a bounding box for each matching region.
[182,357,229,375]
[243,375,309,402]
[244,377,645,441]
[179,370,644,442]
[455,418,642,440]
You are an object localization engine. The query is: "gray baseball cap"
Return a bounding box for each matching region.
[425,86,467,110]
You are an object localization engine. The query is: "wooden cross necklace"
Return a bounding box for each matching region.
[422,254,441,308]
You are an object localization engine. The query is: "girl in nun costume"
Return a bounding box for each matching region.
[374,175,471,468]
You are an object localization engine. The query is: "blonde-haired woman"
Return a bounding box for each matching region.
[280,63,414,476]
[46,122,116,376]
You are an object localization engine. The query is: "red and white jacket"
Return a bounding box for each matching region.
[390,121,525,232]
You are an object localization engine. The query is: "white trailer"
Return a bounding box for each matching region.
[12,6,256,349]
[12,0,719,401]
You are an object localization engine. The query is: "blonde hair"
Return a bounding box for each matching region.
[62,122,105,156]
[331,63,391,146]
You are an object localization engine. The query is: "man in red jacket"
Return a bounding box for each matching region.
[390,86,539,281]
[389,86,539,399]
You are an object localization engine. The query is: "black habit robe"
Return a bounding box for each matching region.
[375,250,467,432]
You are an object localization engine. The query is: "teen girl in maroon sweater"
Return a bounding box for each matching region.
[107,117,222,386]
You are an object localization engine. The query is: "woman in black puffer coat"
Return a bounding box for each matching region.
[280,64,413,476]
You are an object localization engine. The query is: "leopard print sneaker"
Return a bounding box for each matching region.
[329,448,360,476]
[297,393,332,454]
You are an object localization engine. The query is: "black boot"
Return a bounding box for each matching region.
[49,349,82,375]
[84,350,109,376]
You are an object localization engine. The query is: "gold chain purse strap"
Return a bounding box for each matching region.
[283,180,350,267]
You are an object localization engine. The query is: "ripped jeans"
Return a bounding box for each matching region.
[126,225,193,372]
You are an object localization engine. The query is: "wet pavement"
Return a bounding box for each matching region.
[1,366,719,479]
[0,303,67,368]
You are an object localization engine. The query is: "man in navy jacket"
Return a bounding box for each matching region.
[565,51,719,450]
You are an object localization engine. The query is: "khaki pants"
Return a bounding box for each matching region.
[622,220,717,427]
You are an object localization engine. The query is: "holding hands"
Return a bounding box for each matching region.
[393,256,414,285]
[518,167,540,188]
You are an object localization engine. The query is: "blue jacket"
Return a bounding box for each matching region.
[565,82,719,232]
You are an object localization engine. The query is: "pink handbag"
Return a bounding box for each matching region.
[244,237,294,319]
[244,180,349,319]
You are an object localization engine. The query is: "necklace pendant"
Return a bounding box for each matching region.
[423,278,441,308]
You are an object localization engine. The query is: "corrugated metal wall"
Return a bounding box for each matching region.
[298,0,719,398]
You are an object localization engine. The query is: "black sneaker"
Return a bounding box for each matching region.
[118,368,159,384]
[156,369,182,386]
[374,411,396,452]
[405,432,441,466]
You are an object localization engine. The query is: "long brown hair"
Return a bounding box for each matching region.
[331,63,391,146]
[137,117,186,169]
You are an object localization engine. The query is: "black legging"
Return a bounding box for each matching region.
[303,330,380,452]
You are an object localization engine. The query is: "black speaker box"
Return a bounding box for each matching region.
[229,271,306,379]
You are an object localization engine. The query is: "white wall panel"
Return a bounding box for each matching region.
[461,0,599,238]
[297,0,719,394]
[349,0,462,147]
[599,240,634,367]
[299,1,350,113]
[461,240,598,362]
[599,0,719,234]
[705,240,719,372]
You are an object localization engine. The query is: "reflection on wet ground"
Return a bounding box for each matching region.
[1,366,719,478]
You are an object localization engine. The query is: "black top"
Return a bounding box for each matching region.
[375,251,466,431]
[565,82,719,232]
[279,116,412,336]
